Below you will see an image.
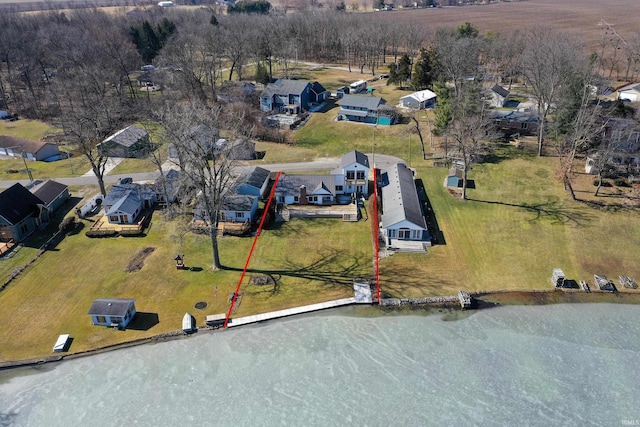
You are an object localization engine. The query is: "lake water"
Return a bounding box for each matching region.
[1,304,639,427]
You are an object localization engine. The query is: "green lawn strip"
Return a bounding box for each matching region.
[252,141,319,164]
[0,151,91,181]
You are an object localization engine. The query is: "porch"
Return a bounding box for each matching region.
[385,238,428,253]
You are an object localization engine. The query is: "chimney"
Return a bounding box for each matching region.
[299,185,308,205]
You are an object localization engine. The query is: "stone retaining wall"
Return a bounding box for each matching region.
[380,296,459,307]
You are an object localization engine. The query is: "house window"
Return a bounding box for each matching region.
[312,196,318,202]
[336,185,343,191]
[389,229,397,238]
[111,317,122,325]
[399,228,411,239]
[412,230,422,240]
[97,316,106,323]
[356,171,366,180]
[110,216,119,222]
[346,171,355,180]
[122,215,129,223]
[294,196,299,202]
[521,123,528,130]
[236,212,244,218]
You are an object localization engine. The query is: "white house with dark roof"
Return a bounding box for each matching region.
[275,174,336,206]
[331,150,370,198]
[618,82,640,102]
[98,125,151,158]
[399,89,437,110]
[103,183,156,224]
[219,195,259,223]
[380,163,430,251]
[88,298,136,328]
[275,150,370,205]
[489,84,510,107]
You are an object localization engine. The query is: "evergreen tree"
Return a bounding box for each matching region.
[433,81,452,135]
[255,63,270,84]
[456,22,479,39]
[387,54,412,88]
[411,47,439,90]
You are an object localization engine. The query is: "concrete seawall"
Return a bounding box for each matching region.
[380,296,459,307]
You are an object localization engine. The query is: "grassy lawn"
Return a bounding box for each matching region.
[0,155,91,183]
[0,119,59,140]
[380,150,640,298]
[0,213,371,361]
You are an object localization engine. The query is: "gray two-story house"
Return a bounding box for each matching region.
[260,79,328,113]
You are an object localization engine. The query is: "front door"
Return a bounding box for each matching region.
[399,228,411,240]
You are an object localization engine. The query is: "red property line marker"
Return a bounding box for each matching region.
[373,168,380,303]
[224,171,281,328]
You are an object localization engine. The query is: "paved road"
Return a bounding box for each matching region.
[0,154,404,189]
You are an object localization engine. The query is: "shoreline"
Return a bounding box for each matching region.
[2,288,640,371]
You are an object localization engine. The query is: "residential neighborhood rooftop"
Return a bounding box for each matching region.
[87,298,136,316]
[399,89,437,103]
[102,125,148,148]
[0,135,50,155]
[340,150,370,169]
[380,163,427,230]
[277,174,336,195]
[29,180,68,206]
[261,79,311,98]
[0,183,44,225]
[339,94,384,111]
[491,84,510,98]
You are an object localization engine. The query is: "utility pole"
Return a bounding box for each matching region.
[22,154,33,182]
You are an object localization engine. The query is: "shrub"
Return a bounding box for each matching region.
[85,229,117,238]
[120,229,144,237]
[59,216,76,233]
[593,179,612,187]
[614,178,630,187]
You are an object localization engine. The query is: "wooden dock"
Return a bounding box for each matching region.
[226,297,357,328]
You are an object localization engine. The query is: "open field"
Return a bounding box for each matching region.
[0,213,371,361]
[368,0,639,54]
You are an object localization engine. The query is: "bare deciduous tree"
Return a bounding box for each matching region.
[157,101,235,270]
[521,27,583,157]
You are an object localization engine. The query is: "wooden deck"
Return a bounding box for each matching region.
[90,215,146,232]
[227,297,358,327]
